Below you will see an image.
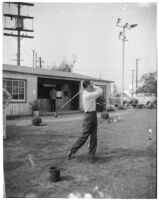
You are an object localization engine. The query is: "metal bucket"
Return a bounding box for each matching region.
[49,166,60,182]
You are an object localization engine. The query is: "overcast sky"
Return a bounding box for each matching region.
[3,1,157,92]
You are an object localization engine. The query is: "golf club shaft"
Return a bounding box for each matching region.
[96,102,106,106]
[56,90,83,114]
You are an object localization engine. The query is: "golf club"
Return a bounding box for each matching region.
[54,89,83,117]
[96,102,106,106]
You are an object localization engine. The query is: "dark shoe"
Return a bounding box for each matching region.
[89,157,95,164]
[67,150,72,160]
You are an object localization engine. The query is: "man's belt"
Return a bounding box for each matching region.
[85,111,96,113]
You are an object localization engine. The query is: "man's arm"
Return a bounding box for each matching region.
[92,85,103,99]
[85,85,103,100]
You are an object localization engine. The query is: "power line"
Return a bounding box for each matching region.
[22,38,46,68]
[20,44,36,64]
[25,38,36,51]
[24,39,33,51]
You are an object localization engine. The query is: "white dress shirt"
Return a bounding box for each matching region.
[82,86,103,112]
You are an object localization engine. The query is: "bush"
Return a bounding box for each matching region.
[118,106,127,110]
[101,111,109,119]
[30,100,39,111]
[106,105,116,112]
[32,117,42,126]
[136,104,143,109]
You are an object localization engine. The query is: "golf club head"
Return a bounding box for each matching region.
[54,112,58,118]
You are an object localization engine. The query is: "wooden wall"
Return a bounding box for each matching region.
[3,72,37,116]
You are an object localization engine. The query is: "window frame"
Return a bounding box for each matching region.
[3,78,27,103]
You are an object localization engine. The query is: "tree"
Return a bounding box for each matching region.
[51,55,77,72]
[58,59,73,72]
[137,72,157,95]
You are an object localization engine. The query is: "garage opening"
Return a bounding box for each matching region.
[37,77,80,112]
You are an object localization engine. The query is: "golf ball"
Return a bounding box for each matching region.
[149,129,152,133]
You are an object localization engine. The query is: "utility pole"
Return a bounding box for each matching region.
[35,52,38,68]
[99,73,102,80]
[136,58,140,93]
[39,57,44,69]
[131,69,135,97]
[3,2,34,66]
[17,3,20,66]
[116,18,138,105]
[35,55,44,68]
[32,50,35,68]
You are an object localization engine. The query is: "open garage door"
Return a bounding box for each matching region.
[37,77,80,113]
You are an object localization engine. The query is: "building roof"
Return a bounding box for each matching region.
[3,64,113,83]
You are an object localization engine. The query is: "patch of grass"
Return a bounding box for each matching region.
[4,110,157,198]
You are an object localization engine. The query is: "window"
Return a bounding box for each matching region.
[3,79,26,102]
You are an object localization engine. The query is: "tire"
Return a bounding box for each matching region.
[123,101,128,107]
[146,101,152,106]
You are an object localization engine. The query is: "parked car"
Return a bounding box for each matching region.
[123,94,136,106]
[109,93,136,106]
[135,93,156,106]
[109,94,121,106]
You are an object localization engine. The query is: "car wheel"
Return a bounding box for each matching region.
[123,102,128,107]
[147,101,152,106]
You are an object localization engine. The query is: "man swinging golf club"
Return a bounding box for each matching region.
[67,80,103,163]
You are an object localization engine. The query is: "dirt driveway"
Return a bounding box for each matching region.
[4,109,156,198]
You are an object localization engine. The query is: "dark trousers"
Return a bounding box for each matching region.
[50,99,56,112]
[70,111,97,158]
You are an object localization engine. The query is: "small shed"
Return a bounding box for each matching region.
[3,64,113,116]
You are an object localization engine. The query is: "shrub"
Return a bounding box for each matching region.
[101,111,109,119]
[136,104,143,109]
[32,117,42,126]
[106,105,116,112]
[118,106,127,110]
[30,100,39,111]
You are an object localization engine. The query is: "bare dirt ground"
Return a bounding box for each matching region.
[4,109,156,198]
